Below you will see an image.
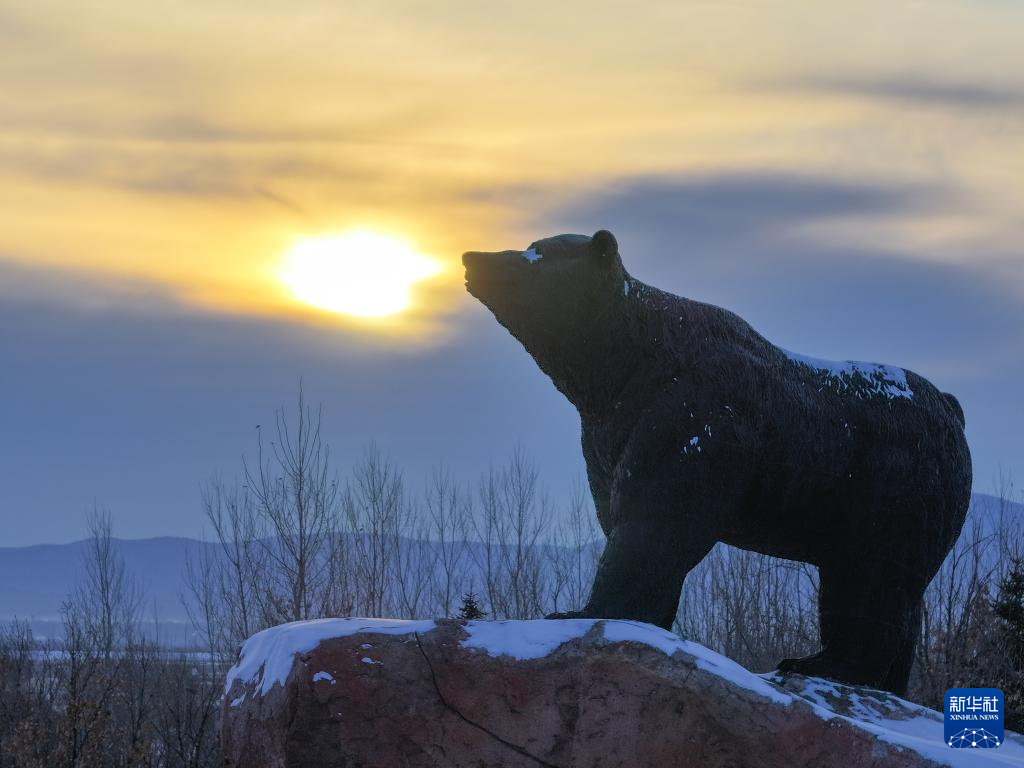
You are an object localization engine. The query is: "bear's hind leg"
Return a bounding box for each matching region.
[779,559,926,695]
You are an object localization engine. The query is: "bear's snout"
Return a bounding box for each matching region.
[463,250,524,281]
[463,249,525,268]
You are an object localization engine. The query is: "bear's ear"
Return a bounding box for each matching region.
[590,229,619,264]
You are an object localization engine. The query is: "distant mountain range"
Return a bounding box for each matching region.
[2,493,1019,644]
[0,536,210,623]
[0,536,215,645]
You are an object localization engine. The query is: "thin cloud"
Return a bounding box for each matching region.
[783,74,1024,110]
[538,172,949,241]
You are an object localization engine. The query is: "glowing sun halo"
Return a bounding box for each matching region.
[279,232,441,318]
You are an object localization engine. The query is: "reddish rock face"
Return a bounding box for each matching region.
[220,619,1002,768]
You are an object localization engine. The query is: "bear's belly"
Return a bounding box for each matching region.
[720,493,836,564]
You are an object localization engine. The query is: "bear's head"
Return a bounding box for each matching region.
[462,230,624,358]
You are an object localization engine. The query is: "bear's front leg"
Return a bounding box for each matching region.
[548,518,718,630]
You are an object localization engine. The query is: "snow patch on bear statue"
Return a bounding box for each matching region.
[463,229,971,696]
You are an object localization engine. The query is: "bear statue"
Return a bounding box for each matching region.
[463,229,971,696]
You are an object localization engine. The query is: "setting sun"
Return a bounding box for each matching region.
[279,231,441,318]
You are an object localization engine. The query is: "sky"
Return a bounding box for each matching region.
[1,0,1022,545]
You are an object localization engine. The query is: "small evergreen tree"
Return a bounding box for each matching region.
[457,592,486,621]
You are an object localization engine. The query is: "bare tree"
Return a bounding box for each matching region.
[244,388,340,623]
[393,496,435,619]
[46,509,155,767]
[70,507,142,657]
[185,479,265,661]
[148,653,219,768]
[471,448,551,619]
[0,621,56,767]
[345,443,403,617]
[425,466,472,618]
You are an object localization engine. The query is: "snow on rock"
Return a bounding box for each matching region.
[603,620,792,704]
[603,621,1024,764]
[771,674,1024,767]
[521,247,542,264]
[460,618,597,660]
[224,618,435,697]
[783,348,914,399]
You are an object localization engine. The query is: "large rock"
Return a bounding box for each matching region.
[221,618,1024,767]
